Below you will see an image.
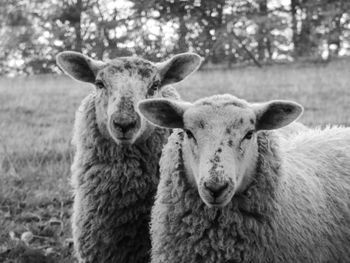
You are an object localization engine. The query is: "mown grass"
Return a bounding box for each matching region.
[1,59,350,262]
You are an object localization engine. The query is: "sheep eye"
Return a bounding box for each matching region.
[185,129,195,140]
[95,81,105,89]
[147,81,161,96]
[243,130,254,140]
[150,81,160,90]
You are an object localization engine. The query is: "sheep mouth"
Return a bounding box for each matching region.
[115,135,134,144]
[110,131,139,144]
[203,198,231,208]
[199,188,234,208]
[108,120,141,145]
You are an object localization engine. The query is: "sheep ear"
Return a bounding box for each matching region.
[138,99,192,129]
[56,51,107,83]
[253,100,303,130]
[157,53,203,86]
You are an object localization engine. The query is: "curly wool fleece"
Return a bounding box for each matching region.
[71,87,177,263]
[151,129,350,263]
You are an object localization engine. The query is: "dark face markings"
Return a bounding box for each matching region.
[97,59,158,100]
[138,67,153,79]
[199,120,205,129]
[214,147,223,155]
[228,139,233,147]
[106,59,156,80]
[123,61,132,70]
[111,65,124,73]
[212,154,220,163]
[107,67,115,74]
[223,101,245,108]
[209,153,222,176]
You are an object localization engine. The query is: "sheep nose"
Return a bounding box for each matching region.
[204,182,229,198]
[113,119,137,133]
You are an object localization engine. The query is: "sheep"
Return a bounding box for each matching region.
[55,51,202,263]
[138,94,350,263]
[275,121,309,139]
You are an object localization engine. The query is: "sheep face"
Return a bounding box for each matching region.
[56,52,203,144]
[138,94,303,208]
[181,98,259,207]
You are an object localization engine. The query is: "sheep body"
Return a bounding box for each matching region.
[71,87,177,263]
[275,121,309,139]
[151,127,350,263]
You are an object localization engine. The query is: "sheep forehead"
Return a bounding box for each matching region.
[194,94,248,107]
[185,95,255,133]
[96,57,159,89]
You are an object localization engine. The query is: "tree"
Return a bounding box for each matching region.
[1,0,350,76]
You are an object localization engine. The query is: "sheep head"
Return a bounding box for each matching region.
[138,94,303,208]
[56,52,202,145]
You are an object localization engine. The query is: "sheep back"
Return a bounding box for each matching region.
[274,126,350,262]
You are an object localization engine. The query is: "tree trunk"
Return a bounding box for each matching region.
[291,0,299,59]
[257,0,268,61]
[295,1,313,58]
[177,15,188,53]
[74,0,83,52]
[330,1,343,56]
[95,27,105,60]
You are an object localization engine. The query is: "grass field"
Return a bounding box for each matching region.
[1,59,350,262]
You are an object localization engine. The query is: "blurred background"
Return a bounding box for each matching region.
[1,0,350,75]
[1,1,350,262]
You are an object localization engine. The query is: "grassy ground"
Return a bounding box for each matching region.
[1,59,350,262]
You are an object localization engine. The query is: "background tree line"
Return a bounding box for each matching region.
[1,0,350,76]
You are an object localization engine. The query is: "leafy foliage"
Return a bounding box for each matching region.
[1,1,350,73]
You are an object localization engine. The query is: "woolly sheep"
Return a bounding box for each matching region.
[138,94,350,263]
[56,51,202,263]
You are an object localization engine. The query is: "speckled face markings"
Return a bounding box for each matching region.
[228,139,233,147]
[198,120,205,129]
[201,101,212,106]
[208,152,224,178]
[115,58,156,80]
[94,57,161,144]
[223,99,245,107]
[107,66,124,75]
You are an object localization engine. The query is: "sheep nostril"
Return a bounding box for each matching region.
[113,120,137,133]
[204,182,229,198]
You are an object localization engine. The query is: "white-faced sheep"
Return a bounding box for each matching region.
[56,51,202,263]
[138,94,350,263]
